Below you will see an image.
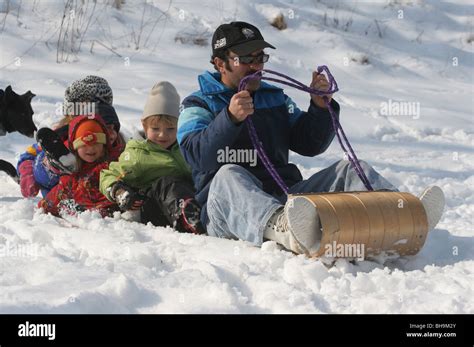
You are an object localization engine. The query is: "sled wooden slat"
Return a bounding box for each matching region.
[340,193,371,255]
[377,193,402,254]
[390,192,416,255]
[326,194,355,251]
[400,192,429,255]
[354,192,385,256]
[308,195,341,253]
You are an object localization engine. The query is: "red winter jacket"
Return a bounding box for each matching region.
[39,161,119,217]
[39,115,120,217]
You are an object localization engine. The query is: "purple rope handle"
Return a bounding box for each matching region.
[238,67,374,193]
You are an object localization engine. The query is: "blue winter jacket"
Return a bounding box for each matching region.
[177,71,340,224]
[17,144,60,197]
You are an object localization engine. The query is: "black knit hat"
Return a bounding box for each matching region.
[64,75,113,107]
[212,21,275,57]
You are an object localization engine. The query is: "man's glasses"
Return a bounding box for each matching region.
[230,52,270,65]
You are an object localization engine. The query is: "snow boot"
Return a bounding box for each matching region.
[419,185,445,231]
[263,196,322,255]
[36,127,77,174]
[176,197,206,235]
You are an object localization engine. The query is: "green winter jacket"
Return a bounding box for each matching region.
[100,139,192,200]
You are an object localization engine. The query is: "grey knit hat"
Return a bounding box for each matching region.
[142,81,180,121]
[64,75,113,106]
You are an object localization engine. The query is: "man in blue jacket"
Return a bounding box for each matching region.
[177,21,444,255]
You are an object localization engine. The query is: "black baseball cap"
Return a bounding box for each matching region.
[212,21,276,57]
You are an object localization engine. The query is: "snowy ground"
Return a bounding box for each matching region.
[0,0,472,313]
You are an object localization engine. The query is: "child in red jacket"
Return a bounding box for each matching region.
[39,114,119,217]
[18,102,125,198]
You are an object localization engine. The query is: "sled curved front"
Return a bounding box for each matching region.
[289,191,429,259]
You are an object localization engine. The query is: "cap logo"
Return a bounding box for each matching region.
[242,28,255,39]
[214,37,226,49]
[81,131,97,145]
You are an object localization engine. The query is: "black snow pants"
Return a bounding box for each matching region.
[140,176,196,229]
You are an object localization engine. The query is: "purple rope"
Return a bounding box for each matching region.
[238,67,374,193]
[246,116,289,193]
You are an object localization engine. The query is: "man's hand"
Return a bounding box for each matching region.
[111,181,144,211]
[310,71,333,108]
[228,90,254,124]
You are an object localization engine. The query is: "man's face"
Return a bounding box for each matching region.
[218,49,266,91]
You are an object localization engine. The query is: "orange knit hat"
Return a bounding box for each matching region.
[72,119,107,150]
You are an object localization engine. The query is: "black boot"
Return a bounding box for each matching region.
[176,197,206,235]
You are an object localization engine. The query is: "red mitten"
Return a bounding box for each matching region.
[18,160,40,197]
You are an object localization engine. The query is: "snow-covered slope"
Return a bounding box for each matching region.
[0,0,472,313]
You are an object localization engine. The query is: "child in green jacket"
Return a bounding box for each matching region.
[100,82,204,234]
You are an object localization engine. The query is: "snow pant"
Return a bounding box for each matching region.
[205,160,398,246]
[140,176,196,230]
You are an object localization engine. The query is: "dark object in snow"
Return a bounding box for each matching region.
[270,14,287,31]
[0,159,19,183]
[0,86,36,138]
[0,86,37,183]
[36,127,78,174]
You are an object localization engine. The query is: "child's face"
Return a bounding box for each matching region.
[145,120,177,149]
[106,124,118,144]
[77,143,105,163]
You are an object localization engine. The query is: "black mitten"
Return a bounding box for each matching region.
[111,181,145,211]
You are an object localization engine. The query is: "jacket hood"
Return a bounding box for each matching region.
[68,114,112,154]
